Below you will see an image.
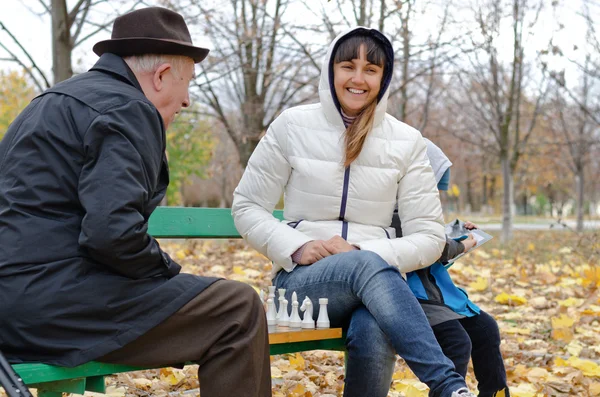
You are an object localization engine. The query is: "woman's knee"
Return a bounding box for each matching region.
[347,250,398,277]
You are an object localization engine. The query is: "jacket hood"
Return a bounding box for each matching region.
[319,27,394,129]
[424,138,452,185]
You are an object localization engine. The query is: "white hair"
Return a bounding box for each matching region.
[123,54,193,79]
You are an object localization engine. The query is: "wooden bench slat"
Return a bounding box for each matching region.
[268,328,342,344]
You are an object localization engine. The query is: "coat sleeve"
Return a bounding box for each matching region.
[440,236,464,263]
[232,115,313,272]
[356,136,446,273]
[78,101,181,279]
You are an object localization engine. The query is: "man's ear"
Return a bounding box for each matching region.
[152,63,172,91]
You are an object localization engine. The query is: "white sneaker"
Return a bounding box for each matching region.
[451,388,476,397]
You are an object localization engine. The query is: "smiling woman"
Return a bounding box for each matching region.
[232,26,477,397]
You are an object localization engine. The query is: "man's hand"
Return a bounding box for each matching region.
[325,235,359,255]
[298,240,333,265]
[462,233,477,253]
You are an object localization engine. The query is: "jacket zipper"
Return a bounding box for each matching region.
[338,166,350,239]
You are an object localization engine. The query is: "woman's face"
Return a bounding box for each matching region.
[333,44,384,117]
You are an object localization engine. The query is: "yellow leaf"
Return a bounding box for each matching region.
[159,367,185,386]
[495,389,507,397]
[551,327,574,342]
[510,383,539,397]
[527,242,535,251]
[289,353,306,370]
[469,277,489,292]
[566,357,600,377]
[233,266,246,275]
[589,382,600,396]
[289,383,305,396]
[582,305,600,315]
[566,340,584,357]
[582,267,600,288]
[526,367,548,382]
[551,314,576,328]
[554,357,568,366]
[175,249,187,260]
[393,379,429,397]
[558,297,583,307]
[271,366,283,378]
[504,327,531,335]
[494,292,527,306]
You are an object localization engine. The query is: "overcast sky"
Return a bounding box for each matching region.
[0,0,596,89]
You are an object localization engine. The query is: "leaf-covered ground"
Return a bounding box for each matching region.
[15,229,600,397]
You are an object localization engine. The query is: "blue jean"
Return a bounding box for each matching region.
[433,312,509,397]
[273,250,467,397]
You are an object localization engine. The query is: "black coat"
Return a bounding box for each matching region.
[0,54,218,366]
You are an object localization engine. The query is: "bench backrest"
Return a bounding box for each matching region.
[148,207,284,238]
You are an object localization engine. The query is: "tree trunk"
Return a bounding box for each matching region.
[501,155,513,242]
[238,138,261,168]
[575,168,584,232]
[51,0,73,84]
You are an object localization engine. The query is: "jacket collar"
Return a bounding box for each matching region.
[319,27,394,130]
[89,53,144,93]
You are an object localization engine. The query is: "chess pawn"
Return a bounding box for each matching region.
[300,297,315,329]
[317,298,330,328]
[266,298,277,326]
[278,299,290,327]
[289,301,302,328]
[276,288,286,321]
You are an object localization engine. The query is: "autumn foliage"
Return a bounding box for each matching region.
[11,229,591,397]
[0,70,36,140]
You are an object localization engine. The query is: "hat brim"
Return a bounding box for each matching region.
[93,37,209,63]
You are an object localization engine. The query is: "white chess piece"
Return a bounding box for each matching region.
[300,296,315,329]
[276,288,286,321]
[266,298,277,326]
[316,298,330,328]
[267,286,276,300]
[278,299,290,327]
[289,293,302,328]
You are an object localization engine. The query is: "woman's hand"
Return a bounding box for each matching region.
[325,235,359,254]
[462,233,477,253]
[298,240,333,265]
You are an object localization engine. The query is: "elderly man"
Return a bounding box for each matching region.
[0,7,271,397]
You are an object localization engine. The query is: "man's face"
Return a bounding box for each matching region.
[155,59,195,129]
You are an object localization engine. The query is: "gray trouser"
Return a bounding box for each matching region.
[99,280,271,397]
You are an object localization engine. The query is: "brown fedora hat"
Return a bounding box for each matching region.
[93,7,209,63]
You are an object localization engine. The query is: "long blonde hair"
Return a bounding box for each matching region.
[333,35,387,167]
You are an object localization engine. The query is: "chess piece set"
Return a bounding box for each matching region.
[264,286,329,329]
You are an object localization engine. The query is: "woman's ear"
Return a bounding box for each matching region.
[152,63,172,92]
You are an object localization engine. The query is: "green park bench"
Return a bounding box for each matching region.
[10,207,346,397]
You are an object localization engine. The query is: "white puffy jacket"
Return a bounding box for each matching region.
[232,27,445,277]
